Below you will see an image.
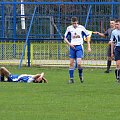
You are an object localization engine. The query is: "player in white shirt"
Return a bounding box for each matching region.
[0,67,48,83]
[64,17,91,83]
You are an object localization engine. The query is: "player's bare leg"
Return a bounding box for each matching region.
[0,67,11,81]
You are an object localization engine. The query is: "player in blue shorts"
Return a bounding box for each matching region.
[0,67,48,83]
[64,17,91,83]
[111,19,120,82]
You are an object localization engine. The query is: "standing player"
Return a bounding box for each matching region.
[94,19,115,73]
[64,17,91,83]
[111,19,120,82]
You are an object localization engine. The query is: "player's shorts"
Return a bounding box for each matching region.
[8,74,19,82]
[114,46,120,61]
[107,45,111,57]
[69,45,83,59]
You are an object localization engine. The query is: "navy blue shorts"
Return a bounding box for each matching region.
[114,46,120,61]
[8,74,19,82]
[69,45,83,59]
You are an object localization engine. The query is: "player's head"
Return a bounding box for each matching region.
[109,19,115,28]
[33,76,43,83]
[115,19,120,30]
[33,79,43,83]
[71,17,78,28]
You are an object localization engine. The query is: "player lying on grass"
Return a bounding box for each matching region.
[0,67,48,83]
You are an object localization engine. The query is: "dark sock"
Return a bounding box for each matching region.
[0,76,4,82]
[78,67,83,77]
[115,69,119,80]
[107,60,111,71]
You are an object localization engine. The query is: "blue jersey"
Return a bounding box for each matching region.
[8,74,34,83]
[110,29,120,46]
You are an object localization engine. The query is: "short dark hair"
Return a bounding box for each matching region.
[71,17,78,22]
[115,19,120,23]
[110,18,115,21]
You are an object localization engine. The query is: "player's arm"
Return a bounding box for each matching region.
[83,28,91,52]
[42,77,48,83]
[33,72,44,82]
[93,32,106,37]
[64,27,75,49]
[86,36,91,52]
[38,72,44,81]
[110,32,115,58]
[64,37,71,46]
[64,37,75,49]
[111,41,114,58]
[108,40,112,45]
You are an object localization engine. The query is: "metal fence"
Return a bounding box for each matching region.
[0,1,119,67]
[0,41,116,67]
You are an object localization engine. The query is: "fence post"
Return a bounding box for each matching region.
[1,0,5,60]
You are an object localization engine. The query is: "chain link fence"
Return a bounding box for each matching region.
[0,41,116,67]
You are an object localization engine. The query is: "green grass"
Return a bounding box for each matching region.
[0,66,120,120]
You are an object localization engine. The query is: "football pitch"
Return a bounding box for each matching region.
[0,66,120,120]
